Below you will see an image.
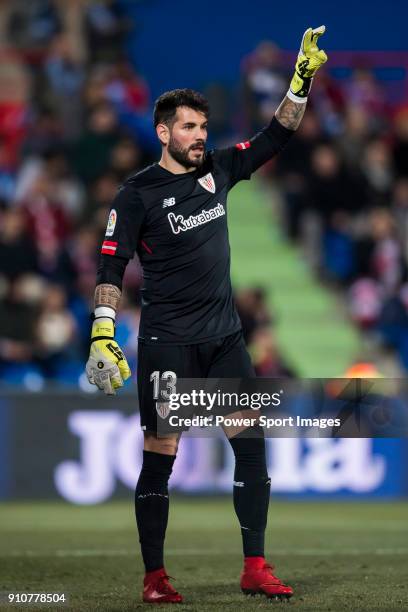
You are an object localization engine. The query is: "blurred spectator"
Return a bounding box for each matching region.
[19,170,72,275]
[249,326,295,378]
[308,143,363,220]
[392,179,408,261]
[392,106,408,178]
[103,60,155,150]
[235,288,293,376]
[84,171,118,229]
[83,66,111,107]
[67,225,100,299]
[276,109,323,239]
[0,55,30,166]
[70,102,120,184]
[43,33,85,138]
[0,276,42,367]
[35,283,77,377]
[235,288,271,343]
[241,41,287,131]
[42,148,85,220]
[110,137,142,182]
[377,291,408,369]
[85,0,131,63]
[311,70,346,136]
[322,211,356,284]
[104,60,149,114]
[6,0,61,53]
[345,68,387,130]
[0,208,38,280]
[338,106,372,170]
[0,139,17,202]
[361,138,393,206]
[21,108,64,158]
[369,208,405,293]
[349,278,382,329]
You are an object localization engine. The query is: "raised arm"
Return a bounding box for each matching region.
[214,26,327,186]
[275,25,327,131]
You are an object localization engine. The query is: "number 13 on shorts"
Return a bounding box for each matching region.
[150,370,177,400]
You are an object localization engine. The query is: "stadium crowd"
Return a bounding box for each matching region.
[242,42,408,371]
[0,1,407,387]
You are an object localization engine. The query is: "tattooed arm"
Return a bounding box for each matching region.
[94,254,128,315]
[275,96,306,131]
[94,283,122,313]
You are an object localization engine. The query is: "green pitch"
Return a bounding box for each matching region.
[0,499,407,611]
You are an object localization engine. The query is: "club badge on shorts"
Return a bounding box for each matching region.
[198,172,216,194]
[156,401,171,420]
[105,209,117,237]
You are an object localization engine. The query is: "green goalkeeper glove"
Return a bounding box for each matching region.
[86,318,131,395]
[288,25,327,102]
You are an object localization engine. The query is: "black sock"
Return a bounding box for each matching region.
[229,428,270,558]
[135,450,176,572]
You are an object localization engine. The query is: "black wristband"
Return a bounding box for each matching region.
[293,73,312,98]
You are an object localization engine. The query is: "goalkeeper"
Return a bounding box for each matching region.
[86,27,327,604]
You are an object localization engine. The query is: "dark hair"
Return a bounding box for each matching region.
[153,88,210,127]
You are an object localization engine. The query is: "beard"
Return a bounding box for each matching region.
[168,135,205,169]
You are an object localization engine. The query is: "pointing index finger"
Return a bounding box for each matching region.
[312,25,326,42]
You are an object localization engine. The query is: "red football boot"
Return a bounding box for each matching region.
[143,568,183,604]
[240,557,293,600]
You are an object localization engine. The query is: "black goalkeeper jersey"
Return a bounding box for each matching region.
[98,117,293,345]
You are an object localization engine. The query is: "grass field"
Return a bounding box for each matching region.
[1,499,407,611]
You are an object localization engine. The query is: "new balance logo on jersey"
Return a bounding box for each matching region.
[168,203,225,235]
[163,197,176,208]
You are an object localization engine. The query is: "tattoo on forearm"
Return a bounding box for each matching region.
[275,96,306,130]
[95,284,121,311]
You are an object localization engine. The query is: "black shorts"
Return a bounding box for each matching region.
[137,331,255,433]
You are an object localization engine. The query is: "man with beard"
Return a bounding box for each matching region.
[86,26,327,604]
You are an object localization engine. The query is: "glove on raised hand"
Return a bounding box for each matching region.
[289,25,327,101]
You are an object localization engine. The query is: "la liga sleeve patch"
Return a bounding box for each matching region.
[105,208,117,237]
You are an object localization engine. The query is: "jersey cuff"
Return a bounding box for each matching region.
[264,115,296,146]
[96,254,128,290]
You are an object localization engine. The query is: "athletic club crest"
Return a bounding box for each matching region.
[156,402,171,420]
[198,172,216,194]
